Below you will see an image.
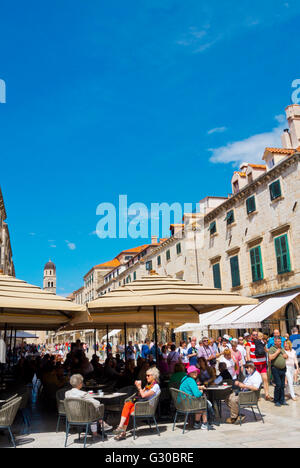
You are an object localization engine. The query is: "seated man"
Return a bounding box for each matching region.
[65,374,112,439]
[225,361,262,424]
[215,362,233,385]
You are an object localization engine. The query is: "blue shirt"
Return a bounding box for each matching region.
[290,334,300,357]
[179,376,203,398]
[266,337,286,349]
[141,344,150,359]
[187,347,198,366]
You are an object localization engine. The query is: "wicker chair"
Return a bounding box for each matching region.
[64,398,105,448]
[170,388,208,434]
[0,397,22,448]
[56,388,70,433]
[0,394,18,406]
[125,392,160,440]
[238,388,264,425]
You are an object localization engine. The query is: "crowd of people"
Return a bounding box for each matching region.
[4,326,300,438]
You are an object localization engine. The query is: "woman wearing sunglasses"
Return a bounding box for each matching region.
[113,367,161,440]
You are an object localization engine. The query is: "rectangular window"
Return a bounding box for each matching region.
[225,210,235,226]
[157,255,161,266]
[212,263,221,289]
[133,271,136,281]
[274,234,291,274]
[146,260,153,271]
[166,250,171,261]
[230,256,241,288]
[209,221,217,235]
[176,243,181,255]
[250,246,264,282]
[269,180,282,201]
[246,196,256,214]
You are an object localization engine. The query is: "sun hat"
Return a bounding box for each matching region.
[186,365,200,375]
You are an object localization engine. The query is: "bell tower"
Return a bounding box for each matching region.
[43,260,56,294]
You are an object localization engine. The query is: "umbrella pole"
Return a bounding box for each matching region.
[106,325,109,358]
[13,329,17,367]
[94,329,97,356]
[8,328,13,369]
[124,323,127,362]
[153,306,158,364]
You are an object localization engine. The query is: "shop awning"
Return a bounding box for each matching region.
[100,329,121,341]
[209,292,300,330]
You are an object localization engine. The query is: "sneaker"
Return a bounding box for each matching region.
[200,423,208,430]
[102,422,113,432]
[193,422,201,430]
[275,402,281,407]
[281,401,289,406]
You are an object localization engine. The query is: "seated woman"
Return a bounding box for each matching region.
[65,374,112,439]
[179,365,210,430]
[113,367,161,441]
[197,357,216,387]
[169,363,187,388]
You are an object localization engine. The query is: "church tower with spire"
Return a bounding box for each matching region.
[43,260,56,294]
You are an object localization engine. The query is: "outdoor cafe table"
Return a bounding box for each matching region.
[87,392,127,399]
[204,385,232,421]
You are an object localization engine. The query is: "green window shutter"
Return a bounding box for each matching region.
[133,272,136,280]
[269,180,282,201]
[225,210,234,225]
[176,243,181,255]
[246,196,256,214]
[230,256,241,287]
[275,234,291,274]
[209,221,217,235]
[250,246,263,282]
[146,260,152,271]
[157,256,161,266]
[166,250,171,261]
[213,263,221,289]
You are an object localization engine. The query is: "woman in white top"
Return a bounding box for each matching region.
[177,341,189,366]
[219,349,238,380]
[284,340,299,401]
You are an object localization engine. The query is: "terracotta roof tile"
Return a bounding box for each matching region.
[264,147,295,154]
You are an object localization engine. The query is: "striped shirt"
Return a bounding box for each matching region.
[246,340,267,365]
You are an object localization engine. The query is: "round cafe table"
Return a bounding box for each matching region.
[204,385,232,421]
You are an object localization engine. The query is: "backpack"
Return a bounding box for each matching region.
[254,340,266,358]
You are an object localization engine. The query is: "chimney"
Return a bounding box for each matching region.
[151,236,158,244]
[281,128,292,149]
[285,104,300,148]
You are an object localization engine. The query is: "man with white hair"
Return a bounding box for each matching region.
[65,374,112,439]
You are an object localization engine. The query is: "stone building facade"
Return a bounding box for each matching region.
[0,186,15,276]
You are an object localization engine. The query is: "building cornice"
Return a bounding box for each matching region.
[205,152,300,223]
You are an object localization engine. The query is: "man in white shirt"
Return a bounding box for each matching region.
[225,361,262,424]
[65,374,112,438]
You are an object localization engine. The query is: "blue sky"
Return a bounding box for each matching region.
[0,0,299,295]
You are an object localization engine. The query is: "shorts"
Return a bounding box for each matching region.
[255,363,267,374]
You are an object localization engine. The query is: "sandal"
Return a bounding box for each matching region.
[112,427,124,435]
[265,395,274,401]
[114,432,126,441]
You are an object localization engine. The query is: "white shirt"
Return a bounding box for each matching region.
[219,356,236,379]
[65,388,100,409]
[237,345,247,365]
[243,370,262,390]
[0,338,6,364]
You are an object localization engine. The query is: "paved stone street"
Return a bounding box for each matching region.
[1,388,300,449]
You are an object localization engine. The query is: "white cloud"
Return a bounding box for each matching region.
[65,240,76,250]
[207,126,227,135]
[209,115,286,166]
